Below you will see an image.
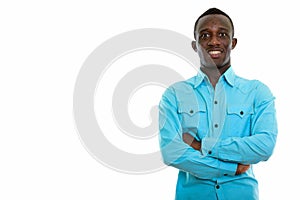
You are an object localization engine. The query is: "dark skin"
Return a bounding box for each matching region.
[184,14,250,175]
[192,14,237,87]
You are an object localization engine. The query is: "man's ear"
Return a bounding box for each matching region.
[231,38,237,50]
[191,41,197,52]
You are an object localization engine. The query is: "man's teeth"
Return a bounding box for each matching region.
[209,51,221,55]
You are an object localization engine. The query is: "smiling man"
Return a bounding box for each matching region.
[159,8,278,199]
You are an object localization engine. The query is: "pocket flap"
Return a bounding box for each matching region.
[227,105,254,118]
[178,104,206,116]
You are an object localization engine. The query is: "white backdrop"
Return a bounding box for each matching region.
[0,0,298,199]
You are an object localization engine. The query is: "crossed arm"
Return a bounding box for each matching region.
[159,84,277,178]
[159,89,250,178]
[182,133,250,175]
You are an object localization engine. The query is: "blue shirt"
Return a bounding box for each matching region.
[158,67,277,200]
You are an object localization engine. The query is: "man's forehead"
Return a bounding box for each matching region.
[195,14,232,33]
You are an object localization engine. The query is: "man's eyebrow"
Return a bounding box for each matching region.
[198,28,210,33]
[219,27,230,32]
[197,27,230,33]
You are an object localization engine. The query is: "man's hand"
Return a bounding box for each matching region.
[235,164,250,175]
[182,133,201,151]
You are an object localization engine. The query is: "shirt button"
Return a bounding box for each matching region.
[216,185,220,189]
[240,111,244,115]
[214,100,218,104]
[208,150,212,154]
[214,124,218,128]
[189,110,194,114]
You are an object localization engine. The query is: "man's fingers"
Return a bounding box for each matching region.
[182,133,194,145]
[236,164,250,175]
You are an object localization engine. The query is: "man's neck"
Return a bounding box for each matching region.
[200,64,231,88]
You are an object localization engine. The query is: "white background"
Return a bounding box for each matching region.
[1,0,298,199]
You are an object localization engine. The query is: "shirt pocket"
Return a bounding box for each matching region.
[226,105,254,137]
[178,103,207,137]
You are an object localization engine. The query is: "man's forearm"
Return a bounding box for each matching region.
[182,133,250,175]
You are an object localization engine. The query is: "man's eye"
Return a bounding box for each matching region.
[219,33,227,37]
[200,33,210,39]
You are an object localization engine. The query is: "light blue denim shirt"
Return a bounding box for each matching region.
[159,67,277,200]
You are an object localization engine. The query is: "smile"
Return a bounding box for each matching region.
[207,50,223,59]
[208,50,222,55]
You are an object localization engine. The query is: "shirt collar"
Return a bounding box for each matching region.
[193,66,236,88]
[223,67,235,87]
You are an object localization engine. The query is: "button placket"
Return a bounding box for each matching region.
[213,98,220,131]
[202,78,227,156]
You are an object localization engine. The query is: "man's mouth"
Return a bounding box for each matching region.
[208,50,223,59]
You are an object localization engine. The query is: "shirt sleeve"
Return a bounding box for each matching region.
[202,82,278,164]
[159,87,237,179]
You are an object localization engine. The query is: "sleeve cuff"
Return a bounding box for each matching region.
[219,161,237,176]
[201,137,218,156]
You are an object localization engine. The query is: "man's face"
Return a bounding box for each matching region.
[192,14,237,70]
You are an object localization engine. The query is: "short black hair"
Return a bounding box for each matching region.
[194,8,234,39]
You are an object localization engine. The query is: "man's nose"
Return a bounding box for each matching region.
[208,36,221,46]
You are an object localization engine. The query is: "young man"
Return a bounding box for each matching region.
[158,8,277,199]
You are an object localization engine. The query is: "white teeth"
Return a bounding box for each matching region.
[209,51,221,55]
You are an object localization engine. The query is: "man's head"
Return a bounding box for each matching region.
[192,8,237,71]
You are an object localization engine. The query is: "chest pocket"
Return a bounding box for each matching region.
[178,103,207,136]
[226,105,254,136]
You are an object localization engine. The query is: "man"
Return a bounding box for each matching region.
[158,8,277,199]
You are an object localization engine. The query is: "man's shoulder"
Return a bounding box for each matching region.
[235,75,273,96]
[161,76,197,99]
[168,76,196,91]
